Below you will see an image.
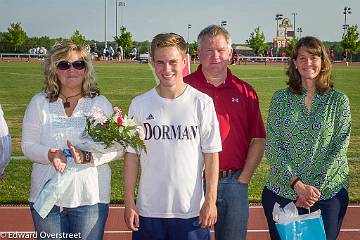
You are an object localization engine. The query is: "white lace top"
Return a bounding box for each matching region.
[21,93,122,207]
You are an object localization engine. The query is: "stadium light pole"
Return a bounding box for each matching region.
[115,0,118,37]
[343,6,351,35]
[115,1,125,37]
[187,24,192,53]
[105,0,107,47]
[119,1,126,28]
[275,14,283,38]
[292,12,297,38]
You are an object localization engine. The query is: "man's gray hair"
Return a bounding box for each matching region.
[197,25,232,50]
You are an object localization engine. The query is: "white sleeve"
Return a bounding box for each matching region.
[125,100,137,154]
[91,96,124,166]
[200,99,222,153]
[0,104,9,137]
[21,94,51,165]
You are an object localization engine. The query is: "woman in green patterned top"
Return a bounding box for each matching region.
[262,36,351,240]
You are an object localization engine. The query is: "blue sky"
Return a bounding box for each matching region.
[0,0,359,44]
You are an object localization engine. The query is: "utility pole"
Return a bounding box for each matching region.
[292,12,297,38]
[105,0,107,47]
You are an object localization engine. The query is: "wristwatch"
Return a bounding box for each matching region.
[82,151,92,163]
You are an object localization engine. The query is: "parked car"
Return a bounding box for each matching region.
[137,53,149,63]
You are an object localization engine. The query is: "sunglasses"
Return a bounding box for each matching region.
[57,60,86,70]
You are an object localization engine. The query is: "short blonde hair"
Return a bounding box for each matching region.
[197,25,232,50]
[43,41,100,102]
[150,33,187,60]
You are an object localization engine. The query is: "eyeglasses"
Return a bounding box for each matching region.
[57,60,86,70]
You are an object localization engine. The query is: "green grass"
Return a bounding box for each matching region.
[1,159,359,204]
[0,62,359,203]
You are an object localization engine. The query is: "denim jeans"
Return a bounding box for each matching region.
[0,134,11,175]
[30,202,109,240]
[215,170,249,240]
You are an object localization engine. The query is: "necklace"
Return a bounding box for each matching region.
[60,92,82,108]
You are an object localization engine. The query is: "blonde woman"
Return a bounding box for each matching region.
[22,42,121,240]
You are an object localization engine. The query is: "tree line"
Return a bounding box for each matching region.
[1,22,360,61]
[247,25,360,61]
[0,23,149,58]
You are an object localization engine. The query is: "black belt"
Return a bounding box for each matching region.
[219,169,238,180]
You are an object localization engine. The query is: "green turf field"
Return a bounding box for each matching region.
[0,62,359,203]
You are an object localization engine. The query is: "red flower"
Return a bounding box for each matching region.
[117,116,123,125]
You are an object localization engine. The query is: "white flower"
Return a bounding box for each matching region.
[122,116,136,127]
[136,126,145,140]
[112,107,123,122]
[91,112,107,126]
[113,107,123,115]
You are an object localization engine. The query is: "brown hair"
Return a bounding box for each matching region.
[287,36,333,95]
[150,33,186,60]
[43,41,100,102]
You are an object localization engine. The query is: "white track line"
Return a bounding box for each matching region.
[1,206,359,233]
[147,62,159,85]
[0,71,40,76]
[0,71,153,80]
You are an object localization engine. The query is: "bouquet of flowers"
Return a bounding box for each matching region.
[81,106,146,155]
[34,107,146,219]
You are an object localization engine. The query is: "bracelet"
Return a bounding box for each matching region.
[291,177,301,190]
[82,151,92,164]
[63,149,72,158]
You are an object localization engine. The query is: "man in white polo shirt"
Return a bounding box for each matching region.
[124,32,222,240]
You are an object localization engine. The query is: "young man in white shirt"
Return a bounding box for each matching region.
[124,33,222,240]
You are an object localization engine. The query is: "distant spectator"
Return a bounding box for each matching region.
[191,49,198,63]
[38,47,47,55]
[109,46,114,60]
[268,48,273,57]
[342,49,349,66]
[103,48,106,60]
[104,47,110,60]
[268,48,274,62]
[231,50,239,65]
[280,51,286,61]
[130,47,137,60]
[85,45,91,53]
[328,49,335,64]
[263,49,268,57]
[29,48,36,55]
[116,46,123,61]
